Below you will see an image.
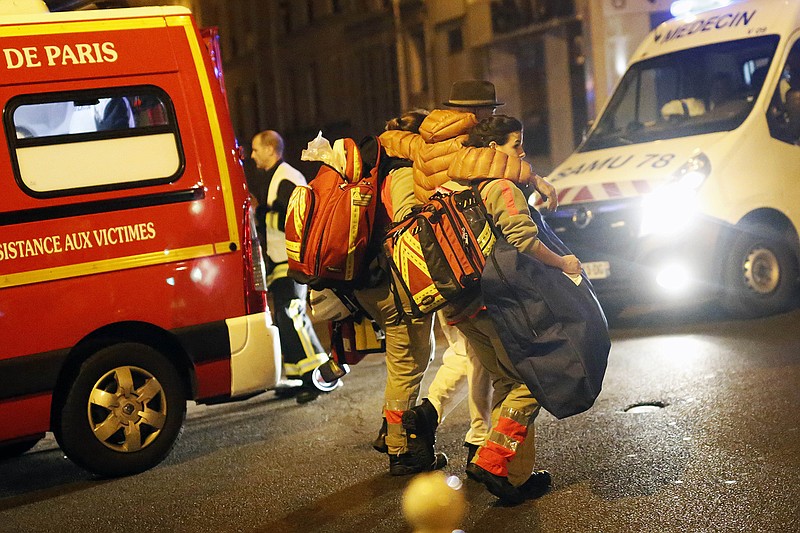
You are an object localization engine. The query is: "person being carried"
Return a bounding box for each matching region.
[250,130,341,404]
[379,79,558,207]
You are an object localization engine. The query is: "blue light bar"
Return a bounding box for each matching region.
[670,0,734,17]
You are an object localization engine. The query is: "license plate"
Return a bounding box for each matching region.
[583,261,611,280]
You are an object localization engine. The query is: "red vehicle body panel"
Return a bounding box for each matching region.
[0,8,277,448]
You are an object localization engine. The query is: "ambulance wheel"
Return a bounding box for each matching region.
[0,436,42,460]
[721,225,799,318]
[54,343,187,477]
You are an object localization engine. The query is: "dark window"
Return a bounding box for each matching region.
[767,39,800,145]
[448,28,463,55]
[6,86,183,198]
[581,36,780,151]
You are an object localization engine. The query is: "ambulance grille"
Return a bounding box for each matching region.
[542,197,643,290]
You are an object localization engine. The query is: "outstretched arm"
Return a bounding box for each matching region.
[532,174,558,211]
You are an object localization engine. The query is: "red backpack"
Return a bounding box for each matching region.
[285,137,383,290]
[382,184,495,317]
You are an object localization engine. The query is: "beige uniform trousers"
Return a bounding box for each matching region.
[355,281,435,455]
[426,311,492,447]
[454,310,540,487]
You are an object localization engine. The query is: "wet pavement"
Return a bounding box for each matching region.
[1,303,799,532]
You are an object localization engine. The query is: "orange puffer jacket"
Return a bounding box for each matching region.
[379,109,533,202]
[446,146,533,184]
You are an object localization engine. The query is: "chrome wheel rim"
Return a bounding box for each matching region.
[87,365,167,452]
[743,246,780,295]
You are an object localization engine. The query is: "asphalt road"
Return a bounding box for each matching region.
[1,303,799,533]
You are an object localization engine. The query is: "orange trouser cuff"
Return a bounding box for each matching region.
[475,415,529,477]
[475,443,513,477]
[385,409,403,425]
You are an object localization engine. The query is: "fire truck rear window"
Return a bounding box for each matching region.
[6,86,182,197]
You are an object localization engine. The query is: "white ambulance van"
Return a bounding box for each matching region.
[0,4,281,476]
[536,0,800,317]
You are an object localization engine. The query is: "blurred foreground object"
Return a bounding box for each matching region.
[402,471,466,533]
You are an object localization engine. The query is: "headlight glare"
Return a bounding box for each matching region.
[639,153,711,237]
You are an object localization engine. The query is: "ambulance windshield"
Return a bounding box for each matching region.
[580,35,779,152]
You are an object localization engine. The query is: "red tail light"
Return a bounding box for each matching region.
[242,197,268,314]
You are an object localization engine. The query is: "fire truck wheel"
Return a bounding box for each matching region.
[0,436,42,460]
[721,225,799,318]
[54,343,187,478]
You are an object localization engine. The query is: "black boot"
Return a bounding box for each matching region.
[401,399,439,471]
[372,418,388,454]
[464,443,480,480]
[272,378,304,399]
[465,442,479,463]
[465,463,524,505]
[518,470,552,499]
[389,451,448,476]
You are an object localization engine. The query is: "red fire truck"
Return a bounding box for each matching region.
[0,5,280,476]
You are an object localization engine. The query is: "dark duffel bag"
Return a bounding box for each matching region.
[481,236,611,419]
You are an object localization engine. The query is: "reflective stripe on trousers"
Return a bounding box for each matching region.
[475,405,535,478]
[384,398,413,455]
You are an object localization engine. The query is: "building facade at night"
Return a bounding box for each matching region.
[97,1,676,173]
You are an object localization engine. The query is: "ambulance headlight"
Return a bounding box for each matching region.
[655,261,692,295]
[639,153,710,237]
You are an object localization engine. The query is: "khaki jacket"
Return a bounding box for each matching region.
[442,147,542,323]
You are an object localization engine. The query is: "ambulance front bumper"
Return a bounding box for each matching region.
[543,197,723,305]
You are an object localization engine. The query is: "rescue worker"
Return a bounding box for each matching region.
[373,104,492,469]
[250,130,340,404]
[354,113,447,475]
[445,115,581,505]
[376,81,559,470]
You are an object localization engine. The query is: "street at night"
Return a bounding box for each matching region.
[4,2,800,532]
[2,303,799,533]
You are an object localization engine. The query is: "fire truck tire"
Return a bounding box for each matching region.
[54,343,187,478]
[721,225,799,318]
[0,436,42,460]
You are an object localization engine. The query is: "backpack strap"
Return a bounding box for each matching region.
[471,179,503,239]
[343,138,362,183]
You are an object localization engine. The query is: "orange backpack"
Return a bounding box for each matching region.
[382,184,495,317]
[285,137,383,290]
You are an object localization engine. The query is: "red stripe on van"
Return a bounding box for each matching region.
[572,186,594,203]
[603,182,623,198]
[633,180,652,195]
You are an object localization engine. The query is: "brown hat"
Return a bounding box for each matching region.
[443,80,503,108]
